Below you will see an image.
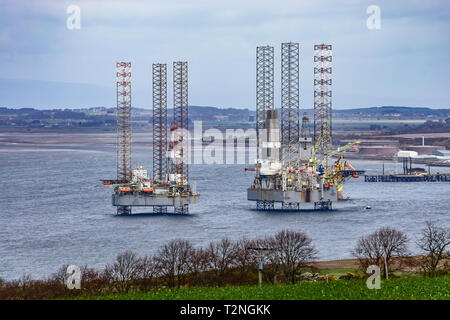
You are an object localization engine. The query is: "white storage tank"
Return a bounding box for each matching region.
[397,150,418,158]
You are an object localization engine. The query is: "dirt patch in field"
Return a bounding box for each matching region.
[311,259,359,269]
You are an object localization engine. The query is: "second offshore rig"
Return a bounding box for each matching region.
[247,43,364,210]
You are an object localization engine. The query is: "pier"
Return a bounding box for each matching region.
[364,174,450,182]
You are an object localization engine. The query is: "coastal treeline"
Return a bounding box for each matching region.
[0,222,448,300]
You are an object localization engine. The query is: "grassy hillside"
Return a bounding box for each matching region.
[70,275,450,300]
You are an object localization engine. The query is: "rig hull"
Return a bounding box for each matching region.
[113,192,198,207]
[247,187,337,203]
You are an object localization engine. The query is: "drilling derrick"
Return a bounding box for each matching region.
[313,44,333,164]
[256,46,274,158]
[299,112,313,162]
[300,112,311,138]
[152,63,168,214]
[281,42,300,164]
[116,62,132,215]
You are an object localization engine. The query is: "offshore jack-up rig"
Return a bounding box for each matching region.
[247,43,364,210]
[102,62,198,215]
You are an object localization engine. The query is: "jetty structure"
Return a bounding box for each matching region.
[364,157,450,182]
[247,44,364,210]
[102,61,198,215]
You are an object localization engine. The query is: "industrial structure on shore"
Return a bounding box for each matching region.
[102,61,198,215]
[247,43,363,210]
[364,155,450,182]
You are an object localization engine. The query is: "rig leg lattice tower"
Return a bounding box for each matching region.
[152,63,168,214]
[116,62,132,215]
[171,61,189,213]
[256,46,274,158]
[313,44,332,163]
[281,42,300,164]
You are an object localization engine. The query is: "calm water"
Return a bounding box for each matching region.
[0,146,449,280]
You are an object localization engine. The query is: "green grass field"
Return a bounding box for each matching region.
[70,275,450,300]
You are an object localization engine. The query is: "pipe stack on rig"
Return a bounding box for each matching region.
[102,61,198,215]
[247,43,364,210]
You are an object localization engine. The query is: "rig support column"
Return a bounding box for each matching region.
[152,63,168,214]
[256,46,274,159]
[313,44,332,164]
[172,61,189,183]
[116,61,132,215]
[281,42,300,164]
[171,61,189,214]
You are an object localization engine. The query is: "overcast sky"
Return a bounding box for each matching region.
[0,0,449,109]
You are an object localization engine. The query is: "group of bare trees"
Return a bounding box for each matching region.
[149,230,317,288]
[1,222,448,299]
[353,221,450,277]
[352,226,409,278]
[0,229,317,299]
[259,230,317,284]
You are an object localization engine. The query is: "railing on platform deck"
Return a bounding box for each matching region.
[364,174,450,182]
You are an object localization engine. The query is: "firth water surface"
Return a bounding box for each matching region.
[0,147,449,280]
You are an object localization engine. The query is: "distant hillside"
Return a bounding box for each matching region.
[0,105,449,130]
[0,105,253,129]
[334,106,450,120]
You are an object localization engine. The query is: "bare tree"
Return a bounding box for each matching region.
[234,238,258,278]
[80,266,105,295]
[155,239,194,288]
[104,251,142,293]
[416,221,450,275]
[51,264,99,287]
[206,238,237,285]
[136,255,158,291]
[8,274,36,299]
[189,247,210,286]
[50,264,70,285]
[353,227,409,278]
[353,233,383,270]
[269,230,317,284]
[81,266,102,284]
